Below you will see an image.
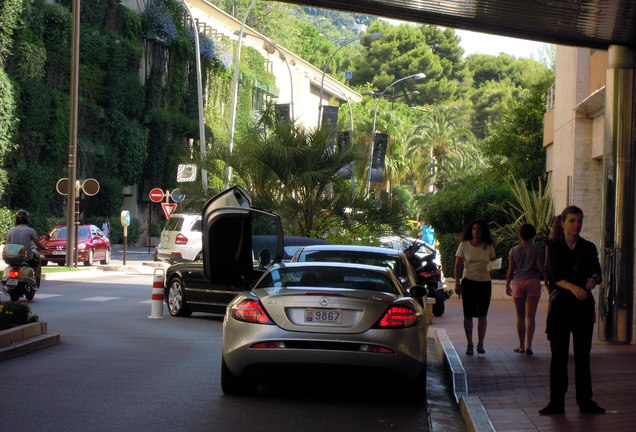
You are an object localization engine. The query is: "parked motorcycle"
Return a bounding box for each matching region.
[404,241,452,317]
[1,244,39,302]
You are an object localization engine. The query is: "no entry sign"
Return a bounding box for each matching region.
[149,188,164,202]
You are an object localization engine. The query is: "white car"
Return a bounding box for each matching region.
[155,213,202,263]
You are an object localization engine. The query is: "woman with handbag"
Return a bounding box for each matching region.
[539,205,605,415]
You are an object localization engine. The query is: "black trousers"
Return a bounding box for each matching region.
[546,292,595,406]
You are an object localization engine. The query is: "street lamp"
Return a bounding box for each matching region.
[321,80,356,199]
[233,30,294,119]
[317,32,382,125]
[365,73,426,195]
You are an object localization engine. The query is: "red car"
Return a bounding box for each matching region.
[40,224,111,266]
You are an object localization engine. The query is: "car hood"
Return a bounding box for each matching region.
[42,239,89,247]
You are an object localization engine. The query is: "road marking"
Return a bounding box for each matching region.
[81,296,121,302]
[34,294,63,299]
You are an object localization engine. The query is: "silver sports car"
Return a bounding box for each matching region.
[221,261,428,396]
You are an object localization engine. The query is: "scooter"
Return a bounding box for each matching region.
[405,241,452,317]
[1,244,39,302]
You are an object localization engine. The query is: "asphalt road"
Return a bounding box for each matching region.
[0,270,434,432]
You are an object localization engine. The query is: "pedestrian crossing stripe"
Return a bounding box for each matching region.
[34,294,63,299]
[81,296,121,302]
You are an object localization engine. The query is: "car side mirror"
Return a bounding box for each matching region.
[409,285,427,298]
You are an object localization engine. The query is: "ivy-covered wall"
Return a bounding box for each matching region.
[0,0,273,238]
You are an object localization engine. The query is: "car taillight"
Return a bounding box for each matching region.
[175,234,188,245]
[374,306,418,328]
[230,299,273,324]
[8,270,20,279]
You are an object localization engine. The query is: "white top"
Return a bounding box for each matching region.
[456,241,496,282]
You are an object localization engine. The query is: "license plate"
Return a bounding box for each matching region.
[305,309,343,324]
[52,251,66,255]
[7,278,18,286]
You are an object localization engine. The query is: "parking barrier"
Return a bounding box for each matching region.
[148,268,165,319]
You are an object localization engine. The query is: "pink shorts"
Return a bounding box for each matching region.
[511,279,541,298]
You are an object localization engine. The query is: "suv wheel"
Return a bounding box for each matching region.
[167,277,192,317]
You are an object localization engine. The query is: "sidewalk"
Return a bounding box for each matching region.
[430,296,636,432]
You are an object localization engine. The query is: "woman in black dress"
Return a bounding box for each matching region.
[540,206,605,415]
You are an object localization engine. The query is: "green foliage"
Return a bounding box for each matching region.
[0,70,18,201]
[422,173,514,235]
[0,207,14,242]
[106,216,141,246]
[492,176,554,246]
[0,301,39,331]
[481,82,552,182]
[0,0,24,67]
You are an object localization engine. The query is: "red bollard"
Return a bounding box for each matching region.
[148,268,165,319]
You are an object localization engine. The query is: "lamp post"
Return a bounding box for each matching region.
[317,32,382,125]
[226,0,257,188]
[233,30,294,119]
[365,73,426,196]
[321,81,356,199]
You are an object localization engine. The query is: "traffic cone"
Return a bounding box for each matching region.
[149,268,165,319]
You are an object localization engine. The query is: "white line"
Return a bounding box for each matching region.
[34,294,64,299]
[81,296,121,302]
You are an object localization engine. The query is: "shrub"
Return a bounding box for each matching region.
[0,301,39,331]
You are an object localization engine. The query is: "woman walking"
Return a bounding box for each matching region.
[505,223,545,356]
[539,206,605,415]
[454,220,496,356]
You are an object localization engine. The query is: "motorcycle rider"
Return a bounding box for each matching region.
[5,210,45,287]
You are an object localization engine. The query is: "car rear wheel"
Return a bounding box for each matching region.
[167,277,192,317]
[221,357,256,395]
[56,261,66,266]
[100,248,111,265]
[84,249,94,266]
[41,260,48,266]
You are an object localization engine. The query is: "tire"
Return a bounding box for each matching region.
[432,301,445,317]
[100,248,111,265]
[167,277,192,317]
[57,261,66,266]
[25,288,35,301]
[221,357,256,395]
[84,249,94,266]
[41,260,48,266]
[9,290,20,302]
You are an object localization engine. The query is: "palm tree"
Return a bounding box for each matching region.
[407,106,480,191]
[204,102,364,236]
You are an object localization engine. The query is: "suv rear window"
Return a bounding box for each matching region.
[190,219,202,232]
[164,217,185,231]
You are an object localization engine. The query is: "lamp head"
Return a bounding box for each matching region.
[412,73,426,80]
[366,32,383,41]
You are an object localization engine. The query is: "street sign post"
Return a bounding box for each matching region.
[149,188,164,202]
[171,188,185,203]
[177,164,197,182]
[120,210,130,265]
[161,203,177,219]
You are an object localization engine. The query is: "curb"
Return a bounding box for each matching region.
[0,322,61,361]
[432,327,495,432]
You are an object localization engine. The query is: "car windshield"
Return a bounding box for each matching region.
[50,226,90,239]
[258,266,398,294]
[299,250,398,271]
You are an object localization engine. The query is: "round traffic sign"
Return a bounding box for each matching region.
[56,178,69,196]
[171,188,185,203]
[149,188,164,202]
[82,178,100,196]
